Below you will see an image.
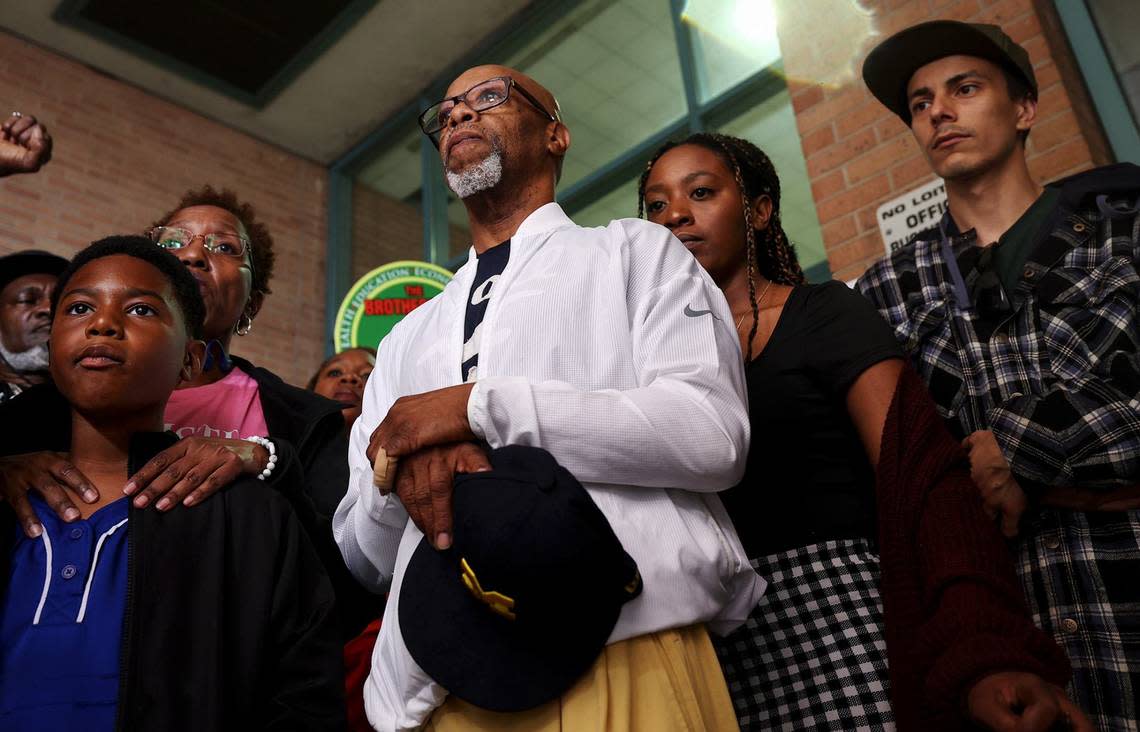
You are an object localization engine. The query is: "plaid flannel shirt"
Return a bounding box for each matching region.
[857,163,1140,731]
[857,167,1140,491]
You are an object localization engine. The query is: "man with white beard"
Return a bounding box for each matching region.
[0,250,67,404]
[1,110,58,403]
[334,65,761,730]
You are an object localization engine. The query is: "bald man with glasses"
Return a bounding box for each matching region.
[334,65,761,730]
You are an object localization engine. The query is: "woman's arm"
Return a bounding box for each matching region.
[845,358,905,468]
[873,365,1089,730]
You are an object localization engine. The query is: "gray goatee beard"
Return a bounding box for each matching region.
[446,150,504,199]
[0,340,49,372]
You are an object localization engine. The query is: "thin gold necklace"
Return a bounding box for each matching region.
[736,280,773,332]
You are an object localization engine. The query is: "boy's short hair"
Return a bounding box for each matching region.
[51,236,206,339]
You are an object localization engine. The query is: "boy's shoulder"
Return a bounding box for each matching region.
[217,475,292,510]
[136,476,305,579]
[207,476,297,534]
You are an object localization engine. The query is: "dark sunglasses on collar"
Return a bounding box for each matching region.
[939,221,1011,321]
[969,246,1012,320]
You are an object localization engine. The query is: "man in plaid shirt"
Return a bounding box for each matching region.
[858,20,1139,731]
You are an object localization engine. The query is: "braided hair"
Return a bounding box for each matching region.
[637,132,805,361]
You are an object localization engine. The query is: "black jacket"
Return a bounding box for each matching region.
[229,356,349,520]
[229,357,385,638]
[0,433,346,731]
[1,360,384,639]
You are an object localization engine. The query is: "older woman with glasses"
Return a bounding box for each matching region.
[0,186,380,640]
[129,187,352,512]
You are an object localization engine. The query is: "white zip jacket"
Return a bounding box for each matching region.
[334,202,764,731]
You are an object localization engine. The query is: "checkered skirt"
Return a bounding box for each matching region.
[712,539,894,731]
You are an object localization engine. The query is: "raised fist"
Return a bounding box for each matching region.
[0,112,52,177]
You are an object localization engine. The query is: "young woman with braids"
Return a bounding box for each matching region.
[639,132,904,729]
[638,134,1086,731]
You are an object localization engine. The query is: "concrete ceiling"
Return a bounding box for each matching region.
[0,0,532,164]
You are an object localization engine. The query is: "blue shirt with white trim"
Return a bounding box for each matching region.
[0,494,130,731]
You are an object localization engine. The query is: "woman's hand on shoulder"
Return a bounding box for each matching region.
[125,437,270,510]
[0,452,97,537]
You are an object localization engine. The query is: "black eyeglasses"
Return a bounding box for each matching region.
[418,76,558,144]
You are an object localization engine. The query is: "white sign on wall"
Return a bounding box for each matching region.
[876,177,949,256]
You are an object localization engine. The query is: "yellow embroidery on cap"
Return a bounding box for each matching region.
[460,557,517,621]
[624,570,641,595]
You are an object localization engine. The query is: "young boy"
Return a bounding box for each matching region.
[0,236,344,730]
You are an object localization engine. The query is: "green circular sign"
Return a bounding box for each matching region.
[334,260,452,351]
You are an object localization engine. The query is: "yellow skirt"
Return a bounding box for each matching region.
[422,624,739,731]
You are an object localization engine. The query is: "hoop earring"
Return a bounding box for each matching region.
[235,313,253,337]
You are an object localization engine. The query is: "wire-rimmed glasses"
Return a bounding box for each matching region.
[146,226,252,261]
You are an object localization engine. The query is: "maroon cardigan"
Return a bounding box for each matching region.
[876,366,1071,730]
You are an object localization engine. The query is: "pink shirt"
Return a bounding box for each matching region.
[163,367,270,440]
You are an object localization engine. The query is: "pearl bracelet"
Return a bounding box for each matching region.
[245,436,278,481]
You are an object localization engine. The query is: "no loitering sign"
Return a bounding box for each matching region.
[876,178,948,256]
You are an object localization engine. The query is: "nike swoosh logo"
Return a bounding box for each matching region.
[683,304,718,319]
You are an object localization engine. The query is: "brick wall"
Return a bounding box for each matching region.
[351,184,469,281]
[1,1,1107,385]
[776,0,1109,281]
[0,31,328,387]
[351,184,421,281]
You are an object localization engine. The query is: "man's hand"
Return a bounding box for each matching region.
[124,437,270,510]
[0,452,98,537]
[368,383,476,461]
[390,442,491,550]
[964,430,1027,538]
[967,671,1092,731]
[0,113,52,177]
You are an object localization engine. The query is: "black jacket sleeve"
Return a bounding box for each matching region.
[262,483,347,731]
[121,440,346,732]
[268,436,384,640]
[298,417,352,520]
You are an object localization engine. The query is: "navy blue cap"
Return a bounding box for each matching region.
[399,445,642,712]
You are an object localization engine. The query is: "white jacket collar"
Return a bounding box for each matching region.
[513,201,575,240]
[463,202,575,266]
